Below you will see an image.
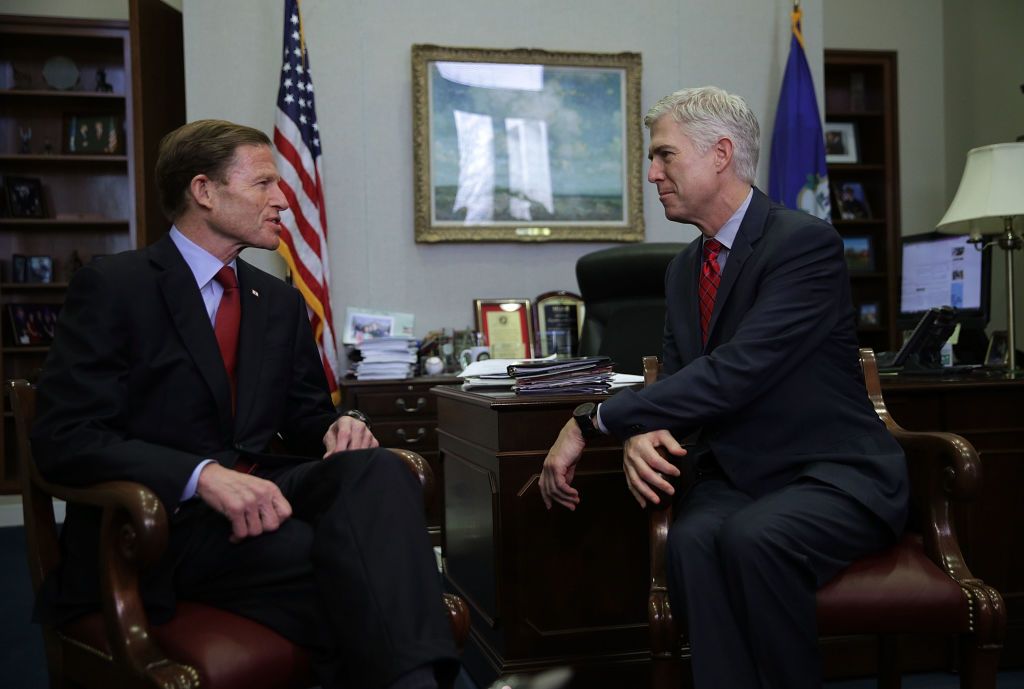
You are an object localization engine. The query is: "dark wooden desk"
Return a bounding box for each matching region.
[436,374,1024,686]
[436,386,651,688]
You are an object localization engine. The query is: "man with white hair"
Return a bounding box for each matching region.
[540,87,908,688]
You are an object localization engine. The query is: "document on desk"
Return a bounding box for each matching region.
[460,356,557,389]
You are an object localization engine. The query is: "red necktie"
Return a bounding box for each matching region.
[699,238,723,345]
[213,266,240,408]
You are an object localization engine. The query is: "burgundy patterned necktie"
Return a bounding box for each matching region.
[699,238,723,345]
[213,266,240,409]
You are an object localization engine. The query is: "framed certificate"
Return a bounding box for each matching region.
[534,291,584,357]
[474,298,533,359]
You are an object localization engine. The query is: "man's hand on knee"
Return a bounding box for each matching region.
[622,430,686,508]
[196,463,293,543]
[323,415,379,458]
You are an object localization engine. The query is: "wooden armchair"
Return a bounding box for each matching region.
[645,350,1006,689]
[9,379,469,689]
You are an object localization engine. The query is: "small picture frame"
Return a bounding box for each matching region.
[858,302,881,327]
[10,254,28,283]
[26,255,54,283]
[341,307,415,345]
[65,114,125,154]
[842,235,875,272]
[474,298,534,359]
[6,303,60,346]
[984,330,1009,368]
[534,291,584,358]
[833,181,872,220]
[824,122,858,163]
[4,176,45,218]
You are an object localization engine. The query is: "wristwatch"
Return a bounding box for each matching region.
[572,402,600,440]
[342,409,371,429]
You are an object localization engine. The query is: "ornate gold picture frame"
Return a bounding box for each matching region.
[412,44,644,243]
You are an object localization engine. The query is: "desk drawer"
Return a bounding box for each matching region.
[353,390,438,419]
[375,420,438,450]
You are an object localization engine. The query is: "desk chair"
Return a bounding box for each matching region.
[10,379,469,689]
[575,243,686,375]
[644,350,1005,689]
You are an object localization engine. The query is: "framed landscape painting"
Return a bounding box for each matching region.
[412,44,644,242]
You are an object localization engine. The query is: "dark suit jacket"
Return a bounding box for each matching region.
[601,188,908,535]
[31,235,338,619]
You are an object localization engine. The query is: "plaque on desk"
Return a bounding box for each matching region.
[474,298,533,359]
[533,290,584,358]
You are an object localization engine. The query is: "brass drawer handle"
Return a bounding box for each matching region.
[396,427,427,444]
[395,396,427,413]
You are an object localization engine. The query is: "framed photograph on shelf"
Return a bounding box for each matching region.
[858,302,880,327]
[984,330,1009,368]
[26,255,54,283]
[474,298,534,359]
[824,121,858,163]
[65,114,124,154]
[534,291,585,357]
[10,254,28,283]
[6,303,60,346]
[412,44,644,243]
[833,181,872,220]
[842,235,875,272]
[4,176,45,218]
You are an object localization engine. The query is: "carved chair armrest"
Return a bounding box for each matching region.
[890,427,982,583]
[32,473,175,676]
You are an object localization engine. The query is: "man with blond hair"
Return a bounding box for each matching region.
[541,88,907,688]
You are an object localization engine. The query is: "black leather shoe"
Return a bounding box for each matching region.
[486,668,572,689]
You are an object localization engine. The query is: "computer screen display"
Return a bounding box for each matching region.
[899,232,990,327]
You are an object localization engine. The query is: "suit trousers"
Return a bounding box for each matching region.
[666,473,893,689]
[169,448,458,689]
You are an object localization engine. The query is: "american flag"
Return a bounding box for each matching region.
[273,0,340,404]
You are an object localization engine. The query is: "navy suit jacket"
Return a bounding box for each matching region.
[31,235,338,619]
[601,188,908,534]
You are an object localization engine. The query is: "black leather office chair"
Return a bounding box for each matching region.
[575,243,686,375]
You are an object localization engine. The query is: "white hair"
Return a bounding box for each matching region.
[644,86,760,185]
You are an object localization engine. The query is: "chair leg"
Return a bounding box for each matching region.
[877,634,901,689]
[958,635,1001,689]
[651,656,680,689]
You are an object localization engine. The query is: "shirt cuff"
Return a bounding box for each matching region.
[595,403,610,434]
[181,458,217,502]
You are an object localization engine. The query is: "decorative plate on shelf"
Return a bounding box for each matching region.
[42,55,79,91]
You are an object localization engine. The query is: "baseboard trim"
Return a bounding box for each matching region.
[0,500,64,528]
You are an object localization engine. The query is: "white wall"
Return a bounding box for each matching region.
[943,0,1024,344]
[183,0,821,339]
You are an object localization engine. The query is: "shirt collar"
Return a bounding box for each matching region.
[169,226,236,288]
[704,187,753,251]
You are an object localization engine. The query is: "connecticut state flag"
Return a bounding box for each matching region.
[768,4,831,220]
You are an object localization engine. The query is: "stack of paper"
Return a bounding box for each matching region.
[351,336,418,380]
[459,356,556,390]
[509,356,616,395]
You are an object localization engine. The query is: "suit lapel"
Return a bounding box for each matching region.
[705,188,770,349]
[149,236,234,430]
[234,260,267,433]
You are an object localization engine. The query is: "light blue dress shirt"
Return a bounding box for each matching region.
[169,227,238,502]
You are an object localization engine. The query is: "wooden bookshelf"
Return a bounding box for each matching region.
[824,49,901,353]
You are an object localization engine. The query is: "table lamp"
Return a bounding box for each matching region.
[937,142,1024,370]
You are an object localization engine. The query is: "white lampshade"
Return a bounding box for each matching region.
[937,142,1024,237]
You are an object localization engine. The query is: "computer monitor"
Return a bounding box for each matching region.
[898,232,991,329]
